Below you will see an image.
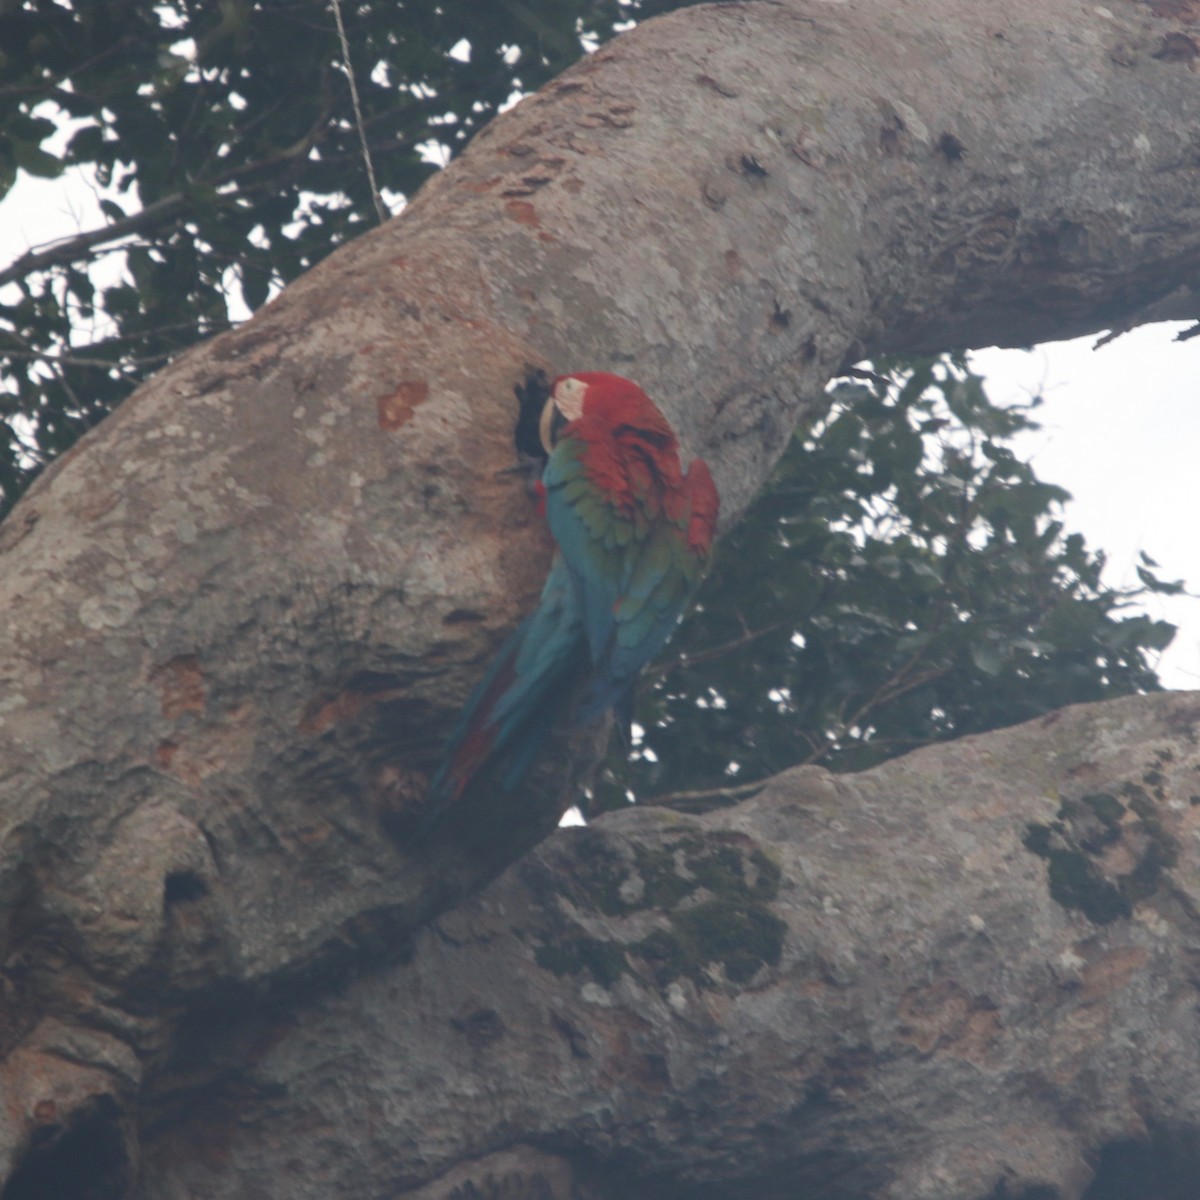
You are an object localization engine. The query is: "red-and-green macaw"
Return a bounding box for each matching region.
[428,371,719,819]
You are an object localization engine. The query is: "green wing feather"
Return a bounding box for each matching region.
[543,430,710,722]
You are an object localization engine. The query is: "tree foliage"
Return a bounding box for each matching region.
[0,2,1180,807]
[0,0,682,517]
[600,357,1177,807]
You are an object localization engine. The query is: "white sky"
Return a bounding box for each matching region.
[973,332,1200,690]
[2,169,1197,693]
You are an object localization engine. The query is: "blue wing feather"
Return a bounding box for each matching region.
[427,555,584,816]
[543,433,699,723]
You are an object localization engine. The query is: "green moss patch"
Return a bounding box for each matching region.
[534,936,628,988]
[1024,777,1179,926]
[634,896,786,986]
[528,829,786,990]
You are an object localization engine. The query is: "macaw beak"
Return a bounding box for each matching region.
[538,395,569,456]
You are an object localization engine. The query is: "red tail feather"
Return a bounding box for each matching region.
[684,459,719,555]
[436,650,518,805]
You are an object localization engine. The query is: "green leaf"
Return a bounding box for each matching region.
[10,139,63,179]
[1136,566,1186,595]
[239,262,272,311]
[6,113,56,142]
[970,642,1005,676]
[67,124,106,162]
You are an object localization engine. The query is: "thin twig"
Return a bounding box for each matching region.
[638,777,772,813]
[838,366,894,391]
[0,37,135,103]
[650,621,791,679]
[0,103,342,291]
[50,353,84,413]
[0,193,190,289]
[0,87,418,293]
[329,0,388,224]
[800,663,950,767]
[0,348,169,370]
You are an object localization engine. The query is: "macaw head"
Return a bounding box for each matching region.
[539,374,588,456]
[539,372,675,456]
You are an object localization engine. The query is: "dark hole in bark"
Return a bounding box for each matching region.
[2,1096,128,1200]
[1082,1130,1200,1200]
[163,869,208,905]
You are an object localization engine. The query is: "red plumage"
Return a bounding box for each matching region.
[684,459,719,555]
[553,372,692,527]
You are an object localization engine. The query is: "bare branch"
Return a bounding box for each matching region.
[0,348,169,371]
[329,0,389,223]
[651,620,792,679]
[637,777,771,812]
[0,193,190,289]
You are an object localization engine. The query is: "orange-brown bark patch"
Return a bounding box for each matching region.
[897,979,1002,1063]
[153,655,206,719]
[155,703,254,785]
[1080,946,1148,1004]
[505,200,540,227]
[301,686,404,736]
[377,380,429,431]
[299,690,373,735]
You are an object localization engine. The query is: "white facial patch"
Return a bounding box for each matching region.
[552,375,588,421]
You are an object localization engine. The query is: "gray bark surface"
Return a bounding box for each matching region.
[1,0,1199,1196]
[141,692,1200,1200]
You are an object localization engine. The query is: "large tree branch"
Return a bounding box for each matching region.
[2,0,1200,1196]
[140,691,1200,1200]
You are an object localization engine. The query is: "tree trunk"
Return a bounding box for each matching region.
[139,691,1200,1200]
[0,1,1198,1197]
